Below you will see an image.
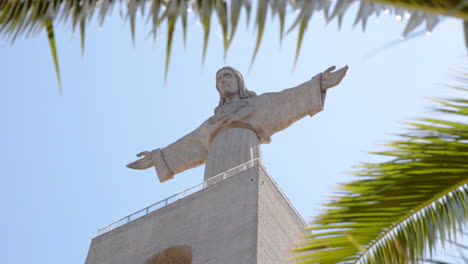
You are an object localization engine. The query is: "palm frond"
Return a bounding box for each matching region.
[293,85,468,263]
[2,0,464,55]
[1,0,467,89]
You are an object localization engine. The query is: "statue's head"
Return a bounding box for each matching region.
[215,66,257,108]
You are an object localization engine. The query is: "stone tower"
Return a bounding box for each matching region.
[85,159,306,264]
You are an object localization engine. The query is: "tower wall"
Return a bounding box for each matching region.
[85,165,305,264]
[257,167,305,263]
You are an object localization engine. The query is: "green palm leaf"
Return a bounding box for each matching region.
[2,0,468,90]
[293,86,468,263]
[45,19,62,95]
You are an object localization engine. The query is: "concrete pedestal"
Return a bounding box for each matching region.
[85,164,305,264]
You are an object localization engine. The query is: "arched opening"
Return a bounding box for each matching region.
[145,245,192,264]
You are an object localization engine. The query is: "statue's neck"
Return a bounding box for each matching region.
[224,96,241,104]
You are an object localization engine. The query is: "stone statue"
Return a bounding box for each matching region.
[127,65,348,182]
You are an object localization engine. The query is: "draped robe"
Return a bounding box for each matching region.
[150,74,326,182]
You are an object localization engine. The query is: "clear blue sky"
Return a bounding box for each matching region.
[0,5,465,264]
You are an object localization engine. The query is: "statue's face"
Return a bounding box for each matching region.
[216,68,239,98]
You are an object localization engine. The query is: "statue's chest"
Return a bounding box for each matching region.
[209,100,254,124]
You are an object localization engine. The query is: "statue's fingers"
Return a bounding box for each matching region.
[336,66,348,76]
[324,65,336,74]
[339,65,349,73]
[127,162,144,170]
[127,162,137,169]
[136,151,149,157]
[329,66,348,86]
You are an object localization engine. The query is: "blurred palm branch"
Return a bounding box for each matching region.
[1,0,468,91]
[293,82,468,263]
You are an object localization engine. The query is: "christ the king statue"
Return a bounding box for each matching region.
[127,65,348,182]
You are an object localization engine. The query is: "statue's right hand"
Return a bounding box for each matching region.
[127,151,154,170]
[320,65,348,91]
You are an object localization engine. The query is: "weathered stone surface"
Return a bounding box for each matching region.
[204,128,261,180]
[85,165,306,264]
[127,65,348,183]
[257,168,305,263]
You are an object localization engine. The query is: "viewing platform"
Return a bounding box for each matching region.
[86,159,307,264]
[96,158,305,237]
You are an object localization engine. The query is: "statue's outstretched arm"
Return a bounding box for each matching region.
[127,124,209,182]
[253,65,348,139]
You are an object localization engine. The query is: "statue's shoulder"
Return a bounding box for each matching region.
[247,91,271,101]
[252,90,281,102]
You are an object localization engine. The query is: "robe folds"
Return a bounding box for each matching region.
[150,73,326,182]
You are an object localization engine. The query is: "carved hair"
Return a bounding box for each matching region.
[215,66,257,113]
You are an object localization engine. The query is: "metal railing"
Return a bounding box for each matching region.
[96,158,305,237]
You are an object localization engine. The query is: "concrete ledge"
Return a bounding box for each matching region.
[85,165,306,264]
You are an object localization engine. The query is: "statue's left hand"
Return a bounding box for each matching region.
[127,151,154,170]
[320,65,348,91]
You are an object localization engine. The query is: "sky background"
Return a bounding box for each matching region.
[0,3,466,264]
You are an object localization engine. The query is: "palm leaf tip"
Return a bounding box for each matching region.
[45,20,62,95]
[80,19,85,58]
